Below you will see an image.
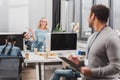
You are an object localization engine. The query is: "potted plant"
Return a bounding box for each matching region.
[53,23,66,32]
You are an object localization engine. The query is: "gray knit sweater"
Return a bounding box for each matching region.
[83,27,120,80]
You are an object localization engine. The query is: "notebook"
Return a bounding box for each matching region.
[59,57,82,71]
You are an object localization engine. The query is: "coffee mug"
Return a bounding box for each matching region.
[34,48,38,55]
[25,53,29,60]
[44,53,48,59]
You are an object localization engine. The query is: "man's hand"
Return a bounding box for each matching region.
[28,28,34,33]
[68,55,80,65]
[24,32,30,40]
[68,55,91,76]
[80,67,91,76]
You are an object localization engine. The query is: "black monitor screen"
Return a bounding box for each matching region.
[51,33,77,50]
[0,34,23,50]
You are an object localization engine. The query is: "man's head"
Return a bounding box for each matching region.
[88,4,109,28]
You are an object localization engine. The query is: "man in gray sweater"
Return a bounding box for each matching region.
[70,4,120,80]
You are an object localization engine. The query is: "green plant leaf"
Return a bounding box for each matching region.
[53,23,66,32]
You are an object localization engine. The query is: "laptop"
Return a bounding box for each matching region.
[59,57,82,71]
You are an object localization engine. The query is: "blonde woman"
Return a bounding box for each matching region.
[29,17,49,51]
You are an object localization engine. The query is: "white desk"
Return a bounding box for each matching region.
[22,52,62,80]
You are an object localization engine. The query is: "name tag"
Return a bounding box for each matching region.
[85,59,88,66]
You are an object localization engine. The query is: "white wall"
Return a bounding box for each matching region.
[0,0,8,32]
[0,0,52,33]
[46,0,52,31]
[29,0,52,31]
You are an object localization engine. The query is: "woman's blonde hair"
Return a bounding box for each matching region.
[38,17,48,29]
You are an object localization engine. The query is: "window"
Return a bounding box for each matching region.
[113,0,120,31]
[64,0,74,32]
[95,0,109,7]
[80,0,93,39]
[80,0,111,40]
[61,0,119,40]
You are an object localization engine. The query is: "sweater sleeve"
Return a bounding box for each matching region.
[91,36,120,77]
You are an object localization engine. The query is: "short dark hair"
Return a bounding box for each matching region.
[91,4,109,22]
[22,32,27,38]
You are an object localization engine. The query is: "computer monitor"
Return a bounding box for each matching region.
[46,32,77,53]
[0,33,23,50]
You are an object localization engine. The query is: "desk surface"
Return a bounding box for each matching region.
[22,51,85,63]
[22,52,62,63]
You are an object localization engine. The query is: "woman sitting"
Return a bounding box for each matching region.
[0,35,23,57]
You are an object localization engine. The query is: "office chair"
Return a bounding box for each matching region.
[0,56,23,80]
